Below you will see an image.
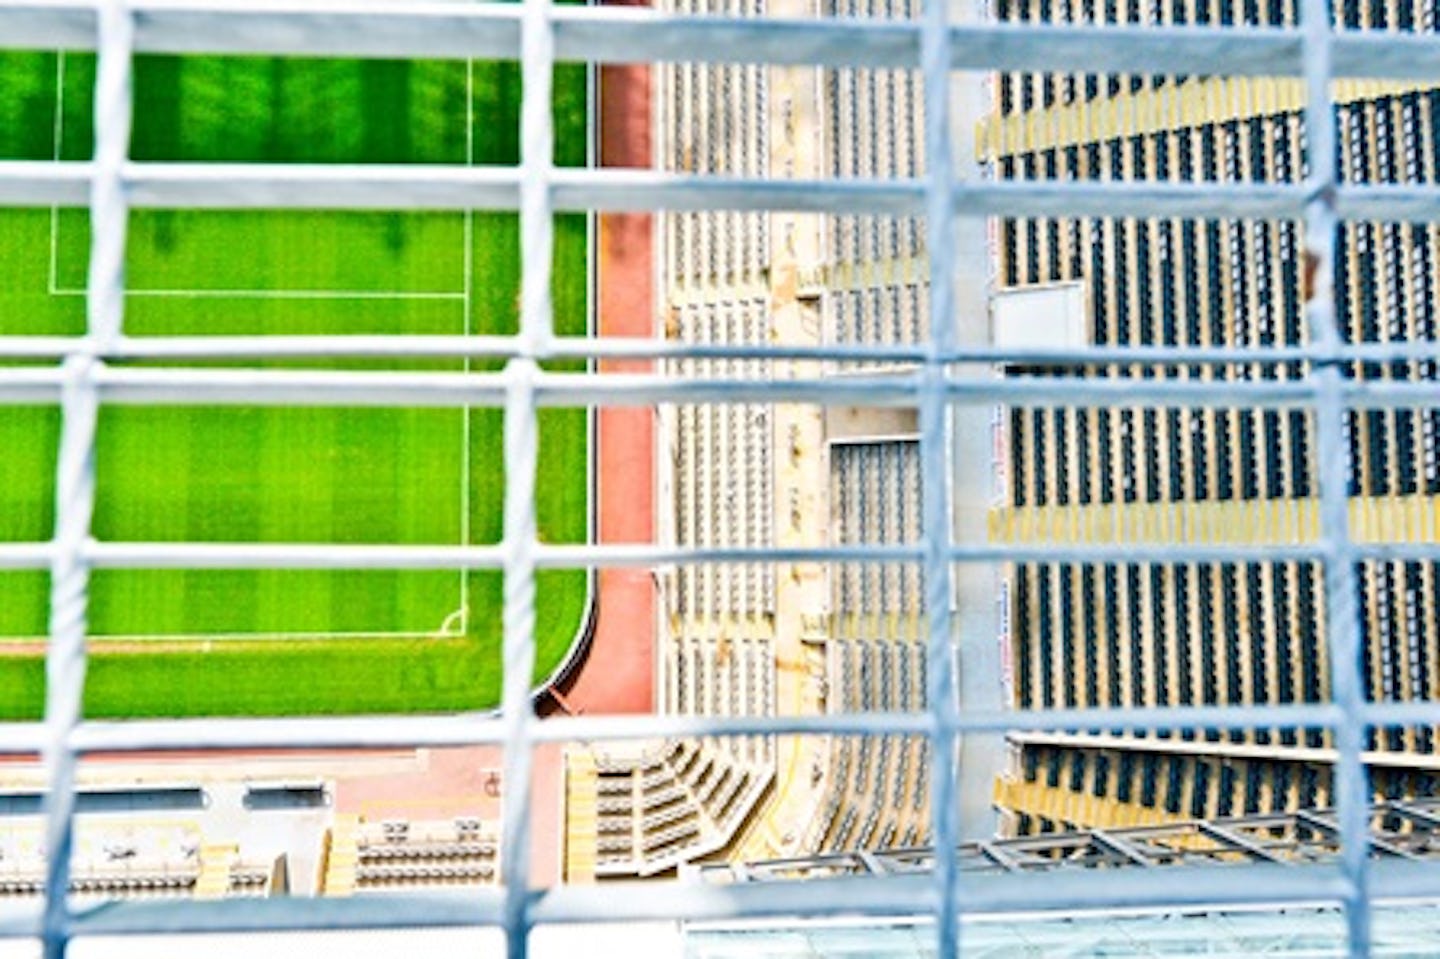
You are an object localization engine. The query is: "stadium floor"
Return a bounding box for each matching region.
[0,50,590,717]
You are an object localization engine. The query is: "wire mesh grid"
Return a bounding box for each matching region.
[0,0,1439,956]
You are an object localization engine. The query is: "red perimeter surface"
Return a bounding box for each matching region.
[545,32,656,719]
[332,743,563,888]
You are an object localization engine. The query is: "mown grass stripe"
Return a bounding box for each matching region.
[0,46,591,718]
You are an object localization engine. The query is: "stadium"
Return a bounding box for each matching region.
[2,0,1440,956]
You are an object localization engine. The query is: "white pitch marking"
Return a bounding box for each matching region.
[48,50,66,296]
[0,627,463,645]
[460,55,477,636]
[48,287,467,300]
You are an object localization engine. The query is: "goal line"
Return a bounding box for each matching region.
[0,621,470,648]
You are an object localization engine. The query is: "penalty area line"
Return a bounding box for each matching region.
[48,288,468,301]
[0,628,465,647]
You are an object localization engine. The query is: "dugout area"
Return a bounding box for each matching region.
[0,48,592,718]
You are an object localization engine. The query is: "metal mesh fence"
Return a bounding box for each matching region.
[1,0,1440,956]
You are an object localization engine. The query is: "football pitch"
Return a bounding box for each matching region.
[0,49,591,718]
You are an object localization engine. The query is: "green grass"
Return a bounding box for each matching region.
[0,49,591,718]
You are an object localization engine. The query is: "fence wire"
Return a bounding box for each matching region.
[0,0,1431,956]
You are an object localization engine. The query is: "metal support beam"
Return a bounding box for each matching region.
[1197,823,1287,865]
[1088,830,1156,868]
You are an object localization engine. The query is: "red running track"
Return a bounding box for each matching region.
[544,20,656,719]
